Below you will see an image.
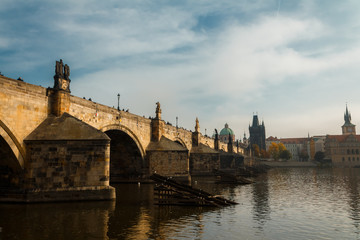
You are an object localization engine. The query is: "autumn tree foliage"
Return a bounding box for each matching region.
[260,149,270,158]
[268,142,279,160]
[267,142,292,161]
[252,144,260,157]
[278,143,286,153]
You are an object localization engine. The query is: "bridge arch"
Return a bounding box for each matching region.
[0,119,25,169]
[174,137,187,149]
[101,124,146,181]
[100,124,145,158]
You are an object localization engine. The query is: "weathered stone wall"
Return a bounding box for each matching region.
[69,95,152,157]
[0,76,49,167]
[147,151,189,177]
[199,135,246,154]
[190,153,220,175]
[0,77,49,139]
[24,140,110,189]
[220,153,244,169]
[162,124,193,150]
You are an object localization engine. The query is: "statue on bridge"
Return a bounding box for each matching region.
[214,129,219,150]
[155,102,161,119]
[55,59,70,80]
[54,59,71,92]
[64,64,70,80]
[195,117,200,133]
[55,59,64,78]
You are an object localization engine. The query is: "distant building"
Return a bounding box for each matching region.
[266,136,311,161]
[242,132,249,147]
[249,114,266,151]
[265,136,280,150]
[219,123,235,143]
[279,137,309,161]
[312,136,326,157]
[325,105,360,166]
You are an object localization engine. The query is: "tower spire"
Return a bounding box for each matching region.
[344,104,351,124]
[342,104,356,135]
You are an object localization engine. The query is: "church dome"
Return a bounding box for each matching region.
[219,123,234,136]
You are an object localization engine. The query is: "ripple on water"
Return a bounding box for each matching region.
[1,168,360,240]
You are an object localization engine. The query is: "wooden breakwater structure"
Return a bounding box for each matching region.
[150,174,238,207]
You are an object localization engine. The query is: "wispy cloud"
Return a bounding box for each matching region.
[2,0,360,138]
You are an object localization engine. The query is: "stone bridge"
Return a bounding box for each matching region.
[0,61,246,202]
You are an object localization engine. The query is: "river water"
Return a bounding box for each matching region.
[1,168,360,240]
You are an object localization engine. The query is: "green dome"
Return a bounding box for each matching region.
[219,123,234,136]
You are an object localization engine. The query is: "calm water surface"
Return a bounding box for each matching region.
[1,168,360,239]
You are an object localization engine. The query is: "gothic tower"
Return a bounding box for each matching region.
[342,105,356,135]
[249,114,266,151]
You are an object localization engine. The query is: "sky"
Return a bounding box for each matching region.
[1,0,360,139]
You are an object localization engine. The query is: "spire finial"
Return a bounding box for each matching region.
[344,104,351,124]
[155,102,161,119]
[195,117,200,132]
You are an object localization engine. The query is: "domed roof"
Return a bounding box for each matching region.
[219,123,234,136]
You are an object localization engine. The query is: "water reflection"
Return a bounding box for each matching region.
[341,168,360,237]
[251,173,270,231]
[0,201,115,240]
[107,183,215,240]
[2,169,360,239]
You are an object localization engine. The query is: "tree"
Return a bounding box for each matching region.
[279,149,292,161]
[299,149,309,162]
[260,149,270,158]
[268,142,291,161]
[252,144,260,157]
[268,142,280,160]
[278,143,286,153]
[314,151,325,162]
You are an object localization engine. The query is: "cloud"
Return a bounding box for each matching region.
[71,14,334,133]
[45,3,206,70]
[213,17,324,80]
[3,0,360,138]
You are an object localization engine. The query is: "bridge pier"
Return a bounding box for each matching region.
[0,113,116,202]
[146,103,190,181]
[190,118,221,175]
